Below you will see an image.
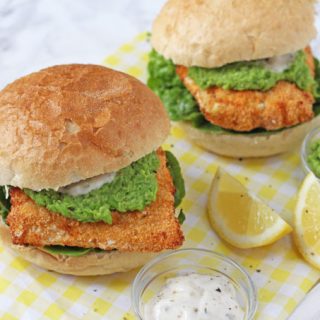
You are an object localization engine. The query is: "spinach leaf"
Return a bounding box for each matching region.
[43,246,93,257]
[165,151,185,207]
[0,187,10,222]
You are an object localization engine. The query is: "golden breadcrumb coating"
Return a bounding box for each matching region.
[176,47,315,132]
[6,149,184,252]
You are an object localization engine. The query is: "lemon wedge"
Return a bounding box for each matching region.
[294,172,320,269]
[208,168,292,249]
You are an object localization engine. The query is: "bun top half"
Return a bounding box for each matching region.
[0,64,170,190]
[151,0,316,68]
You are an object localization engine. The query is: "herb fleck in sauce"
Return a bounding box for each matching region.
[144,273,245,320]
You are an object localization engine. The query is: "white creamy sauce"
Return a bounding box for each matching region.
[261,52,295,73]
[144,273,244,320]
[58,172,116,196]
[4,185,9,199]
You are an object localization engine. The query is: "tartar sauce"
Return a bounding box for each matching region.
[144,273,244,320]
[261,52,295,73]
[58,172,116,196]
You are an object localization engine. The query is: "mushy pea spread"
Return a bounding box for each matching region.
[25,151,160,224]
[148,49,318,134]
[307,140,320,178]
[188,50,314,92]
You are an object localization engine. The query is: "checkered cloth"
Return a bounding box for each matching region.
[0,33,319,320]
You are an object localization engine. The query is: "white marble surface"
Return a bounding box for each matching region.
[1,0,320,90]
[0,1,320,318]
[0,0,166,89]
[289,283,320,320]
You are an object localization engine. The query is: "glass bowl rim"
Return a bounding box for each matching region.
[300,126,320,176]
[131,247,257,320]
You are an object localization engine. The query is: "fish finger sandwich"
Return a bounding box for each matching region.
[148,0,320,157]
[0,64,185,275]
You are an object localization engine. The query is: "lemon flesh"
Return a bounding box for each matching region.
[208,168,292,249]
[294,173,320,269]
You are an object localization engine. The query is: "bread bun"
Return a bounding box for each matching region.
[0,64,170,190]
[0,220,157,276]
[152,0,316,68]
[180,116,320,158]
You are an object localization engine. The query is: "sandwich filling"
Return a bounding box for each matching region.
[25,151,160,224]
[0,149,185,256]
[148,47,320,133]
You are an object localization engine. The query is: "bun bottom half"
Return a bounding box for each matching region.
[180,116,320,158]
[0,221,158,276]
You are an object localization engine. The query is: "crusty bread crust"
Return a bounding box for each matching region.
[0,64,170,190]
[152,0,316,68]
[181,115,320,158]
[0,220,158,276]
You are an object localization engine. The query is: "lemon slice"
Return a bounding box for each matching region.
[208,168,292,249]
[294,172,320,269]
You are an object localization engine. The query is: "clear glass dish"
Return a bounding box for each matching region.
[131,248,257,320]
[301,127,320,176]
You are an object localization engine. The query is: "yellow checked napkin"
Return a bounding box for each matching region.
[0,33,318,320]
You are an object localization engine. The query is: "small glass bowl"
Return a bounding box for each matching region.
[301,127,320,176]
[131,248,257,320]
